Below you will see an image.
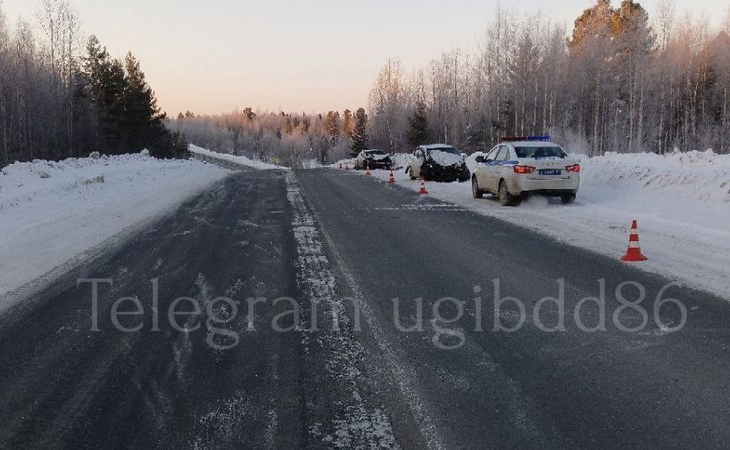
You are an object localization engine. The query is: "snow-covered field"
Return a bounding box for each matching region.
[339,150,730,300]
[0,152,230,312]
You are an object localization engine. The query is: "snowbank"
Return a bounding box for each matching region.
[340,150,730,300]
[328,157,357,169]
[301,159,324,169]
[189,145,289,170]
[0,152,230,311]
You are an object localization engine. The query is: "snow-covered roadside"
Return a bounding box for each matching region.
[338,150,730,300]
[189,145,289,170]
[0,152,230,313]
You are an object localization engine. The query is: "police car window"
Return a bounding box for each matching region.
[496,147,509,161]
[515,146,567,158]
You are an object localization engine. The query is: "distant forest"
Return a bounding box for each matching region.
[173,0,730,166]
[2,0,730,168]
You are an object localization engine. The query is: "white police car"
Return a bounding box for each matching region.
[471,136,580,205]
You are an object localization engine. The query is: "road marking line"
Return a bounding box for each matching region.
[294,177,449,450]
[285,173,398,448]
[318,228,449,450]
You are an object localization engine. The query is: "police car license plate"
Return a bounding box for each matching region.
[539,169,561,176]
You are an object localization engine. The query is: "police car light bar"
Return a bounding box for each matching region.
[500,135,551,142]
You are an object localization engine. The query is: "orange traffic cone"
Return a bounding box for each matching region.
[388,170,396,184]
[621,220,648,261]
[418,177,428,195]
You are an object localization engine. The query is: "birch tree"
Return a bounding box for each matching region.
[368,59,409,151]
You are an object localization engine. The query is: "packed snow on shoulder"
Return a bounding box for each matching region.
[189,144,289,170]
[301,159,324,169]
[347,150,730,300]
[0,152,230,311]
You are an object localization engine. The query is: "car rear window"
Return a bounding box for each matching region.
[428,146,459,156]
[515,146,567,158]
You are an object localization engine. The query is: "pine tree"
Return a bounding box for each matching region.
[242,107,256,120]
[83,36,127,154]
[323,111,341,145]
[124,53,153,152]
[350,108,368,156]
[568,0,614,54]
[83,36,179,158]
[123,52,174,157]
[170,130,190,159]
[343,109,354,138]
[407,101,429,147]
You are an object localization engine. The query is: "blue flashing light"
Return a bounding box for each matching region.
[501,135,552,142]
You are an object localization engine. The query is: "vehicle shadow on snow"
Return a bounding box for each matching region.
[480,193,579,208]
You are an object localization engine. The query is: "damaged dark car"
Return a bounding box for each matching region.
[355,149,393,170]
[405,144,470,182]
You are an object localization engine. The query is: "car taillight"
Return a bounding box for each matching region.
[513,165,535,174]
[566,164,581,173]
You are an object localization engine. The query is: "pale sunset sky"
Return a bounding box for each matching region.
[2,0,727,116]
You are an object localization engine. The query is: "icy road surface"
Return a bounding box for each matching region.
[2,164,730,448]
[347,149,730,300]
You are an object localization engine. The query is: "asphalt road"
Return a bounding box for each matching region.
[1,167,729,449]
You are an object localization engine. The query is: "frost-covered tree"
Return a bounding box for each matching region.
[368,59,409,151]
